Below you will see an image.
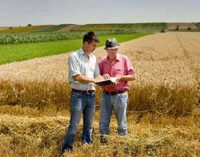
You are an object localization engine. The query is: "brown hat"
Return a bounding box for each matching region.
[104,38,120,50]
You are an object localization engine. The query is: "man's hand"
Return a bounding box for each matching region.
[116,75,122,82]
[94,75,105,82]
[103,73,110,79]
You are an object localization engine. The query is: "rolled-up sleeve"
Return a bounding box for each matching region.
[125,56,136,77]
[68,55,81,77]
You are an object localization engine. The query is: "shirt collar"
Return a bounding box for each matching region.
[104,54,121,63]
[79,48,92,58]
[79,48,85,55]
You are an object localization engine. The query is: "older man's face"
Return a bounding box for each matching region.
[107,48,118,59]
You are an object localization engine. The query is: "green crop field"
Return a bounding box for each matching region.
[0,31,138,45]
[0,33,149,65]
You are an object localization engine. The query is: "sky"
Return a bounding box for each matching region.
[0,0,199,26]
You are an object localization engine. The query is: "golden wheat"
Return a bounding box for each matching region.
[0,112,199,157]
[0,32,200,156]
[0,32,199,115]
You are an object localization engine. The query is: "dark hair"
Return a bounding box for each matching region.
[83,31,100,44]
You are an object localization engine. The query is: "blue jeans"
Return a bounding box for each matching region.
[63,91,95,150]
[99,92,128,136]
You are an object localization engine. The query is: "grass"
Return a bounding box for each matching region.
[0,33,149,65]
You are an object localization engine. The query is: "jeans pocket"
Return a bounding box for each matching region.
[119,92,128,98]
[71,92,81,98]
[70,92,82,111]
[118,92,128,105]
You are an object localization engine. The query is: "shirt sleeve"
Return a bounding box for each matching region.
[68,55,81,77]
[125,56,136,76]
[94,58,100,78]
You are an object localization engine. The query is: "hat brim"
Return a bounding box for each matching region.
[104,46,120,50]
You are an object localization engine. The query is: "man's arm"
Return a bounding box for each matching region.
[73,74,95,84]
[68,55,95,84]
[70,55,104,84]
[93,57,108,82]
[117,56,136,82]
[73,74,106,84]
[117,74,135,82]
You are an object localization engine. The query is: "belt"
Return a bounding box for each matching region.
[103,90,127,95]
[72,88,95,94]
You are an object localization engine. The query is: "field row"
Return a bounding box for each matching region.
[0,33,148,65]
[0,31,138,45]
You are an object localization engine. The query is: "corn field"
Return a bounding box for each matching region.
[0,31,136,45]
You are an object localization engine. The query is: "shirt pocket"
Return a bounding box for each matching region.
[89,62,95,72]
[114,68,124,75]
[101,65,110,74]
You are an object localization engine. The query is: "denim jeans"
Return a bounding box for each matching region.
[62,91,95,150]
[99,92,128,136]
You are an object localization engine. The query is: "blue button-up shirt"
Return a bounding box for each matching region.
[68,48,100,90]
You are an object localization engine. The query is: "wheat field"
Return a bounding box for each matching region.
[0,32,200,156]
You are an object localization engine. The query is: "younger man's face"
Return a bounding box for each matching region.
[85,40,98,52]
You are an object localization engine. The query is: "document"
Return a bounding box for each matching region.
[95,77,117,86]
